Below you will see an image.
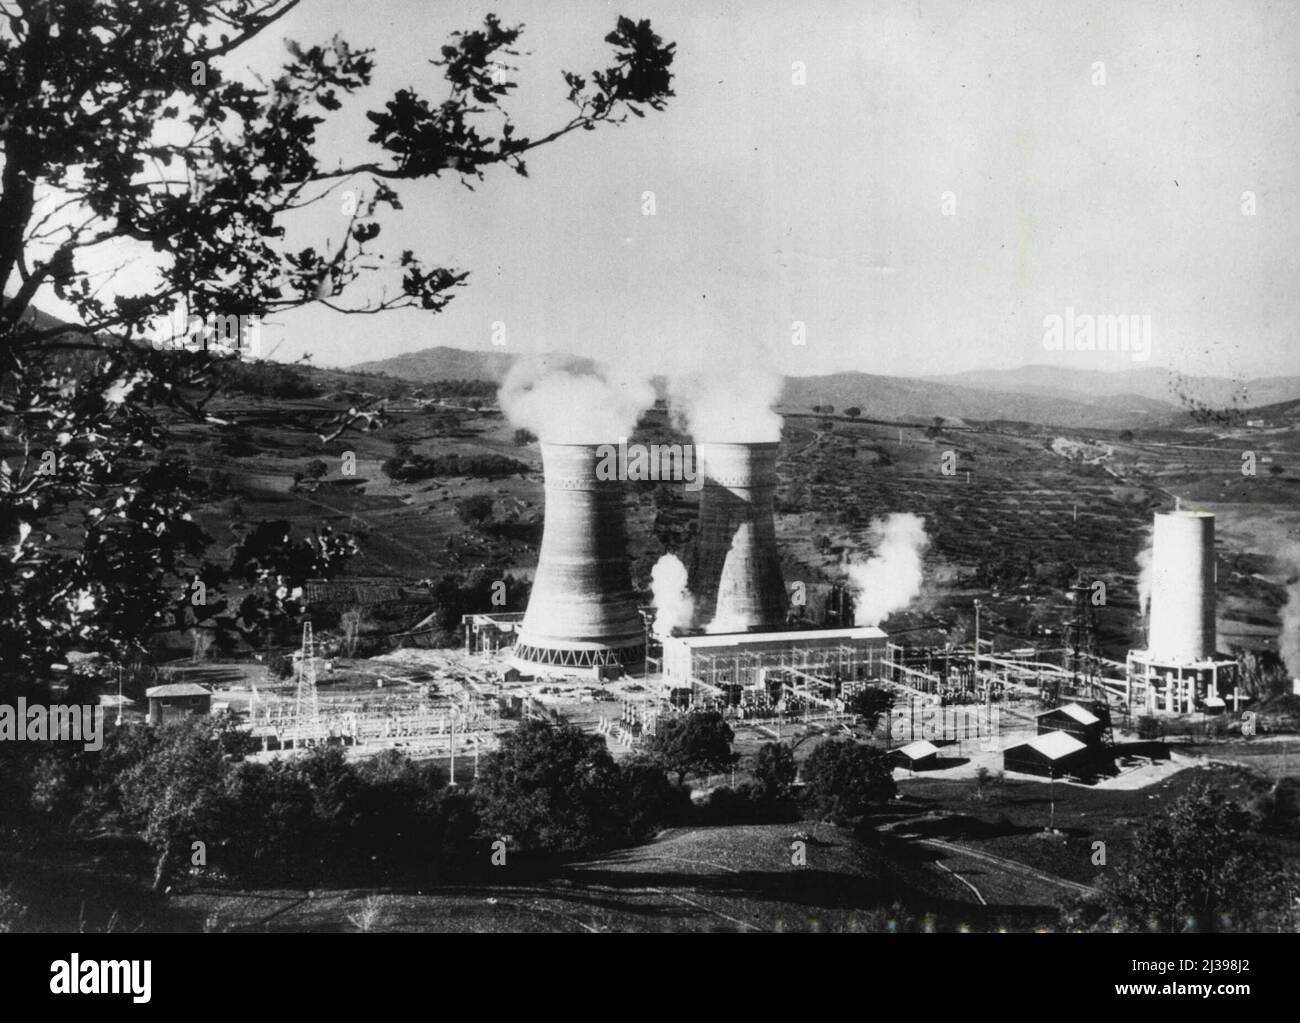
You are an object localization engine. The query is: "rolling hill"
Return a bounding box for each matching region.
[347,346,1192,429]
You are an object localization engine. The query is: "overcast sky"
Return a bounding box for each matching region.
[76,0,1300,379]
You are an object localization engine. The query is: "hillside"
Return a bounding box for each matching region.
[346,346,1182,429]
[931,364,1300,412]
[778,371,1175,429]
[349,346,600,383]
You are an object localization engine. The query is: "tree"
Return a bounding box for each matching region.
[512,428,538,447]
[0,4,675,690]
[116,717,230,890]
[645,710,735,786]
[475,718,626,853]
[1099,784,1286,931]
[846,686,895,734]
[801,739,895,824]
[454,494,494,526]
[303,459,329,481]
[619,755,687,840]
[751,742,796,802]
[844,406,861,419]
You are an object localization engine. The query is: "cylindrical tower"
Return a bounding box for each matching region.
[1147,509,1216,663]
[512,443,645,672]
[689,442,787,632]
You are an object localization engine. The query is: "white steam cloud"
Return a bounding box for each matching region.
[499,356,654,444]
[669,350,783,443]
[650,554,694,639]
[1135,532,1153,620]
[1268,540,1300,681]
[845,513,930,627]
[1281,577,1300,681]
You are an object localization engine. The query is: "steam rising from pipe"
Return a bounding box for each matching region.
[650,554,694,639]
[845,513,930,627]
[1135,534,1154,618]
[499,357,654,444]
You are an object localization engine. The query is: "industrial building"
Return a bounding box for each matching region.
[510,443,647,675]
[888,739,940,771]
[1002,731,1093,779]
[688,441,788,632]
[1125,508,1238,713]
[146,682,213,725]
[661,625,889,691]
[1036,702,1105,746]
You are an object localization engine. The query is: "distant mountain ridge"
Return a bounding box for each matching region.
[345,347,1300,431]
[929,364,1300,410]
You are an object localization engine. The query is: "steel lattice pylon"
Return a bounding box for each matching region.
[293,621,320,746]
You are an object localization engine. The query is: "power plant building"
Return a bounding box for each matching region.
[661,625,888,689]
[1126,508,1238,713]
[511,443,646,675]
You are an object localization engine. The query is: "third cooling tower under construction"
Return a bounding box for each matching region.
[689,441,787,632]
[1147,509,1217,663]
[512,443,645,672]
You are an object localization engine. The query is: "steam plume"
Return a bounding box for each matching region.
[499,356,654,444]
[845,513,930,626]
[1281,577,1300,680]
[1135,532,1153,619]
[650,554,694,638]
[669,350,783,443]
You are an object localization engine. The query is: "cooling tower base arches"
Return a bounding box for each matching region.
[511,637,645,675]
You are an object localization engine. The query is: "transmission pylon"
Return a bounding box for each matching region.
[1064,578,1114,745]
[293,621,321,747]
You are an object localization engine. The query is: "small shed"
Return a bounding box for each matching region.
[888,739,940,771]
[1036,702,1104,746]
[145,682,213,726]
[1002,730,1091,779]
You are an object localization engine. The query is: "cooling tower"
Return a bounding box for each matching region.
[690,442,787,632]
[1147,509,1217,663]
[512,443,645,672]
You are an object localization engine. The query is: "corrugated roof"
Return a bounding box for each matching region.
[1012,730,1087,760]
[1040,702,1100,725]
[146,682,213,699]
[666,626,887,650]
[894,740,940,759]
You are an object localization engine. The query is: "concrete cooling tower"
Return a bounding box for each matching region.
[1126,507,1237,714]
[689,442,787,632]
[1147,509,1217,663]
[511,443,645,673]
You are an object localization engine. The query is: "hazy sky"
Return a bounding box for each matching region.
[65,0,1300,378]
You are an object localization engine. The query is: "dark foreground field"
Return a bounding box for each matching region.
[165,822,1053,933]
[8,764,1296,933]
